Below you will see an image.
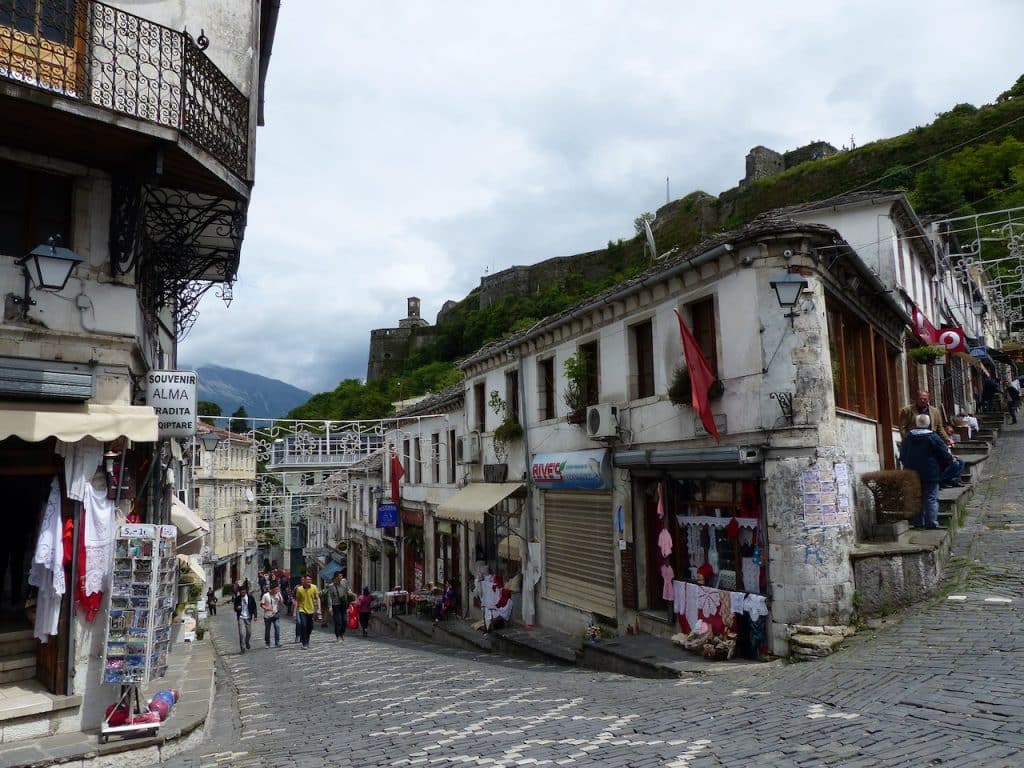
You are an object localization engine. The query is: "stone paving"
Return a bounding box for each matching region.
[163,426,1024,767]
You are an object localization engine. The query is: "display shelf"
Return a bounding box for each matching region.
[101,524,177,741]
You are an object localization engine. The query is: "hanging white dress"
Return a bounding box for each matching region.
[82,481,115,600]
[28,478,65,643]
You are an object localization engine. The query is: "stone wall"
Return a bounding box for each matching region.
[366,325,440,381]
[739,141,839,188]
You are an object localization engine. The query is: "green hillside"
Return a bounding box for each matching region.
[291,75,1024,421]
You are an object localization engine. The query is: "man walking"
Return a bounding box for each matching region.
[261,580,283,648]
[327,571,351,641]
[900,414,955,530]
[1005,376,1020,424]
[233,583,257,654]
[294,574,321,650]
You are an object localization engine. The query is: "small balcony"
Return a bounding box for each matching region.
[0,0,249,188]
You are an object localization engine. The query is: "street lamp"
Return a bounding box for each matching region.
[770,270,809,325]
[11,238,83,317]
[199,432,223,452]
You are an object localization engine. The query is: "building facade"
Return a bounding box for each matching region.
[0,0,276,738]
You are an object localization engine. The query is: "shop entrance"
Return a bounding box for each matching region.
[0,438,69,696]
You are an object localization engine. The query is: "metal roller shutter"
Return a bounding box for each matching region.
[543,491,615,616]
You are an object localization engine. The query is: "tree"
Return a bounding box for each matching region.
[634,212,655,236]
[197,400,222,425]
[229,405,251,433]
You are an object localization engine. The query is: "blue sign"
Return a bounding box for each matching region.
[377,503,398,528]
[531,449,612,490]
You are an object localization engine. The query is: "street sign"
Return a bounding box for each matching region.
[377,503,398,528]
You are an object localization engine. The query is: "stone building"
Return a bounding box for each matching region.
[0,0,277,739]
[366,297,440,381]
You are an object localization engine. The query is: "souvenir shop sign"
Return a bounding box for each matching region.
[377,502,399,528]
[531,449,611,490]
[145,370,198,438]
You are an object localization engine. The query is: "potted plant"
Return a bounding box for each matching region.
[489,390,523,461]
[383,542,397,558]
[368,545,381,562]
[908,344,947,365]
[668,366,725,406]
[563,352,589,424]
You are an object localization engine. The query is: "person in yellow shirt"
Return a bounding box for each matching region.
[294,574,321,649]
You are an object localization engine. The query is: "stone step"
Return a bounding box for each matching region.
[0,630,36,658]
[0,653,35,684]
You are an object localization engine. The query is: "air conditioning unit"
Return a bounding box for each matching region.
[457,432,481,464]
[586,403,619,439]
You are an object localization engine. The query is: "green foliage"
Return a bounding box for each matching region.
[562,351,588,417]
[908,345,948,364]
[197,401,221,424]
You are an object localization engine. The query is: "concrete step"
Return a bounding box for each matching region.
[0,630,36,658]
[0,653,35,684]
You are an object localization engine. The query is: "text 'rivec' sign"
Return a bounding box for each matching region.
[145,370,198,438]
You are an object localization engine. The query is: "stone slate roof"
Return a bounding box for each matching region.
[458,217,846,368]
[395,382,464,417]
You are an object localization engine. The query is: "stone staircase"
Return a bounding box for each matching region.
[0,631,35,686]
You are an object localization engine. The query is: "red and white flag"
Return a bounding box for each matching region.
[673,308,720,443]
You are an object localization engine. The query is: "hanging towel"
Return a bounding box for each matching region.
[697,585,721,619]
[661,564,674,601]
[672,579,686,615]
[657,527,673,557]
[684,582,700,630]
[28,478,64,642]
[745,594,769,620]
[730,591,746,614]
[707,530,719,574]
[656,482,665,519]
[76,481,115,621]
[742,557,761,594]
[56,438,103,503]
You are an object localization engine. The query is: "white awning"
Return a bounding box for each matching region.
[436,482,523,524]
[177,554,206,585]
[0,401,158,443]
[172,497,209,555]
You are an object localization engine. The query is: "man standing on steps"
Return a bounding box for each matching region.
[899,389,947,441]
[900,413,955,530]
[233,583,257,654]
[294,574,321,649]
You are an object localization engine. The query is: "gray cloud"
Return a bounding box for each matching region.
[180,0,1024,393]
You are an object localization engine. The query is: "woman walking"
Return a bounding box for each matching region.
[356,586,373,637]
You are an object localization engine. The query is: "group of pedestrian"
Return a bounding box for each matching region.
[228,568,375,654]
[898,389,967,530]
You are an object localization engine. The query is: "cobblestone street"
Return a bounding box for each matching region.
[165,427,1024,768]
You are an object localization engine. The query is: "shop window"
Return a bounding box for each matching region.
[826,297,878,418]
[473,381,486,432]
[537,357,555,420]
[688,296,718,376]
[630,319,655,399]
[505,369,520,423]
[579,340,600,406]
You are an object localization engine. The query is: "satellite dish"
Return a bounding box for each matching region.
[643,217,658,261]
[245,489,255,503]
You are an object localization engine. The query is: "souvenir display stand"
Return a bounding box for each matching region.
[100,524,177,743]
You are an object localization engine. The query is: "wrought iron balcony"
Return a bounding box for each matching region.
[0,0,249,179]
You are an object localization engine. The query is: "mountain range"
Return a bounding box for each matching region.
[189,364,312,419]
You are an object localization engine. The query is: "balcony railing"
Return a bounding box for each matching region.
[0,0,249,179]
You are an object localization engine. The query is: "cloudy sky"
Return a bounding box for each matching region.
[179,1,1023,394]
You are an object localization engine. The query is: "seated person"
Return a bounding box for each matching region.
[433,580,455,622]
